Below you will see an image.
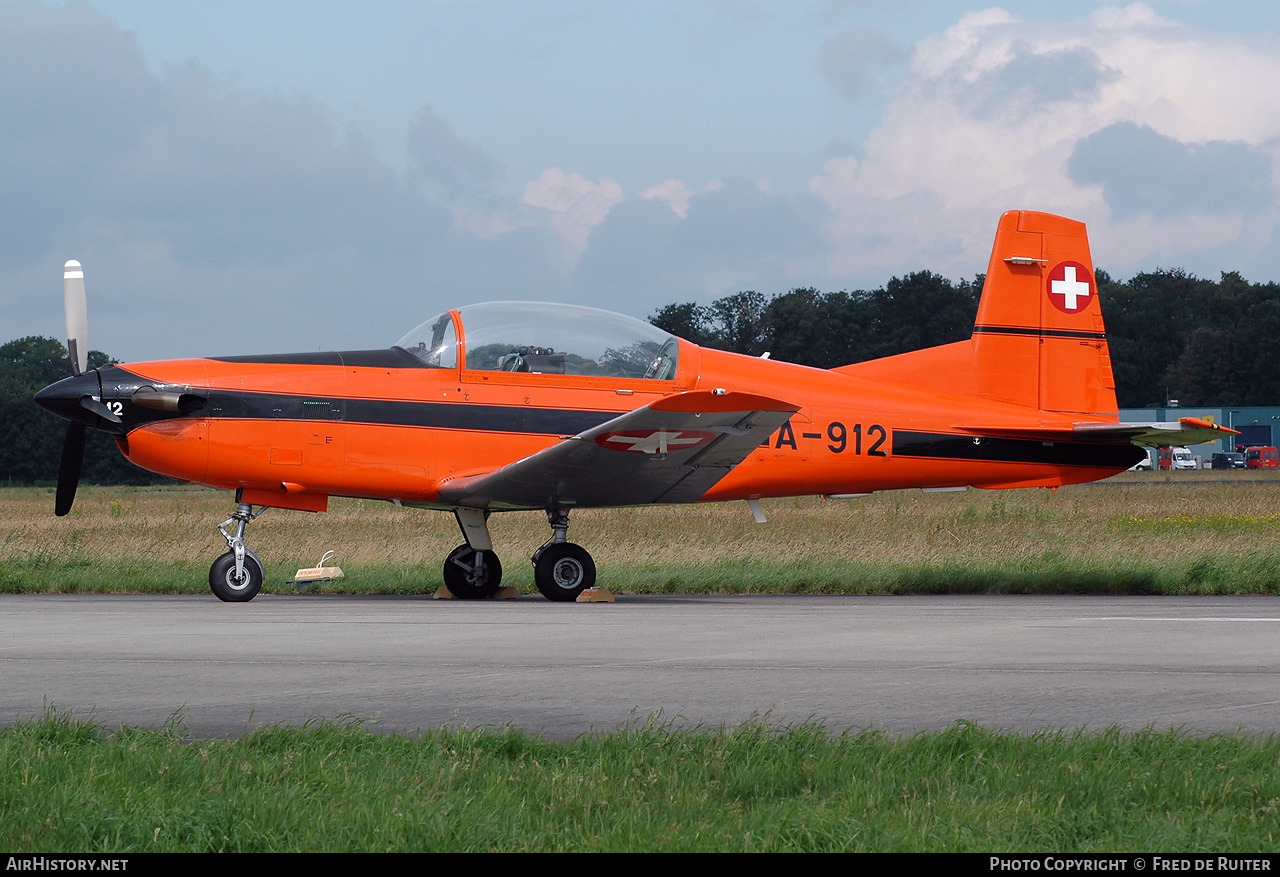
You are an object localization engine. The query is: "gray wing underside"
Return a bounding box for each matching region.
[955,416,1238,448]
[1070,417,1238,447]
[437,389,799,510]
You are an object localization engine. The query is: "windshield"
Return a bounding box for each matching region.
[394,312,458,368]
[455,302,679,380]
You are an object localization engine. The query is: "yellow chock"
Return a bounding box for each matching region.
[576,587,615,603]
[433,585,455,599]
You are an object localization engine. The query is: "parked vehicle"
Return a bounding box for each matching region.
[1245,446,1279,469]
[1158,446,1196,470]
[1210,452,1246,470]
[1129,448,1156,471]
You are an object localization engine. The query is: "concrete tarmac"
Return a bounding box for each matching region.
[2,593,1278,739]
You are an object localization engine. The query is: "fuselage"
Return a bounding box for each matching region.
[36,331,1138,514]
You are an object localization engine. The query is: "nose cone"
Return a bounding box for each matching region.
[34,372,102,425]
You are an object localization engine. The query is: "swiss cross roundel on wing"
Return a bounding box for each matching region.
[1046,261,1095,315]
[594,429,716,454]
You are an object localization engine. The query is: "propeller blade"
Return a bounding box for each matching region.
[63,260,88,376]
[55,421,87,517]
[79,394,122,425]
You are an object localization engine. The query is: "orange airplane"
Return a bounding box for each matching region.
[35,210,1235,602]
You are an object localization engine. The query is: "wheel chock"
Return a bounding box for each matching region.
[494,586,521,599]
[433,585,455,599]
[287,550,343,587]
[576,587,615,603]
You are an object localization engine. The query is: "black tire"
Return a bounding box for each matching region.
[209,550,264,602]
[533,542,596,602]
[443,545,502,599]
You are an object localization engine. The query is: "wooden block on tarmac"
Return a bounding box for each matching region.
[576,587,615,603]
[433,585,455,599]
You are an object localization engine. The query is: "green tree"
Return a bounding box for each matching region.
[868,271,980,359]
[763,287,827,366]
[709,290,769,356]
[1103,269,1208,407]
[0,336,162,487]
[649,302,717,347]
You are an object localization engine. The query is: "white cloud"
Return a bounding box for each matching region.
[809,2,1280,278]
[520,168,624,260]
[639,179,694,217]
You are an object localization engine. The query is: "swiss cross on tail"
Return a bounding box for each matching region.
[1047,261,1095,314]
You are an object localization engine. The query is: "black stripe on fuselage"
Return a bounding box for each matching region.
[209,348,431,368]
[200,389,616,436]
[893,430,1145,469]
[973,325,1107,341]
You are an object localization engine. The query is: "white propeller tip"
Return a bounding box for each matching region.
[64,261,83,279]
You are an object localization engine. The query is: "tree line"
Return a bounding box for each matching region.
[3,266,1277,486]
[650,268,1280,410]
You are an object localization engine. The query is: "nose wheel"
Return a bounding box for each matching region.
[210,549,264,602]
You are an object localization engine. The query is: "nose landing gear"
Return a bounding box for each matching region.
[210,498,266,602]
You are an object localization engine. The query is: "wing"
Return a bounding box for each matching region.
[954,416,1239,447]
[438,389,800,510]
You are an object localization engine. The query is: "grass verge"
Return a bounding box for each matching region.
[3,711,1279,852]
[4,474,1280,595]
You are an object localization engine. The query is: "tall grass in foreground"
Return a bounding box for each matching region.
[3,473,1280,595]
[2,712,1278,852]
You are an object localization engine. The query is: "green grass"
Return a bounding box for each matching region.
[7,480,1280,852]
[4,475,1280,595]
[3,711,1278,852]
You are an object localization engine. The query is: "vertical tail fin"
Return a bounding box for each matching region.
[834,210,1118,418]
[973,210,1117,416]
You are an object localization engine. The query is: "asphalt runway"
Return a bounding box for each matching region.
[3,593,1279,739]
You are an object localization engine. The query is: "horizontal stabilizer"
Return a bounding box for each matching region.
[438,389,799,510]
[954,416,1239,448]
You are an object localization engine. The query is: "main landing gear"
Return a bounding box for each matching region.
[210,498,266,602]
[442,544,503,599]
[531,508,596,602]
[444,506,597,602]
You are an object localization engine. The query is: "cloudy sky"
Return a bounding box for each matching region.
[4,0,1280,361]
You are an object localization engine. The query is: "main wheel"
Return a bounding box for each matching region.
[443,545,503,599]
[209,550,264,603]
[533,542,596,602]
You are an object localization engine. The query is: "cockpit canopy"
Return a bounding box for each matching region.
[395,302,679,380]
